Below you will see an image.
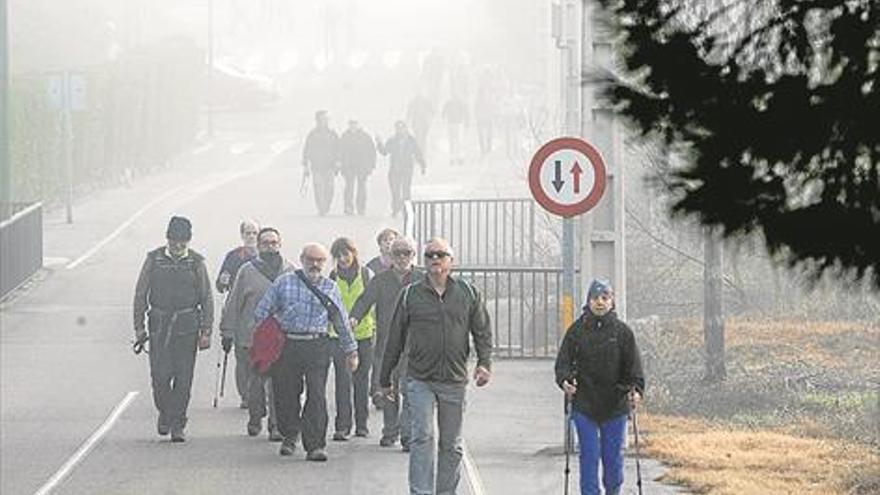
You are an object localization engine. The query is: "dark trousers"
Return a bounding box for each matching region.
[272,337,331,452]
[342,173,368,215]
[234,344,250,403]
[312,170,336,215]
[248,369,277,430]
[331,338,374,434]
[388,166,414,216]
[149,332,199,429]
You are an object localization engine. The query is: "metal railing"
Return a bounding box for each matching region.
[1,202,43,300]
[455,266,573,358]
[405,198,538,267]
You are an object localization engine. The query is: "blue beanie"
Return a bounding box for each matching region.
[586,277,613,300]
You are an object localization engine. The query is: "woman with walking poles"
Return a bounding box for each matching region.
[554,278,646,495]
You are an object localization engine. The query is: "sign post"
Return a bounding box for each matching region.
[528,137,607,329]
[48,71,86,223]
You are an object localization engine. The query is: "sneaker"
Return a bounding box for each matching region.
[332,431,349,441]
[247,419,262,437]
[170,427,186,443]
[355,428,369,438]
[279,440,296,456]
[379,436,397,447]
[401,441,410,453]
[306,449,328,462]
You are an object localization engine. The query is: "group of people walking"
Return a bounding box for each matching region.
[302,110,426,218]
[132,214,645,495]
[132,217,502,494]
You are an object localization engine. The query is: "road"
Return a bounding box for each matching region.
[1,111,683,495]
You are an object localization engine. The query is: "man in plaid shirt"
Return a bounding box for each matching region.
[255,242,358,461]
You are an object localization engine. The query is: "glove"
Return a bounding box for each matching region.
[133,330,149,355]
[222,336,233,353]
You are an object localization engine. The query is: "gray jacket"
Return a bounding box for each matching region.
[219,258,295,346]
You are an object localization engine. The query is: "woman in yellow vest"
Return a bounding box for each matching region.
[329,237,376,440]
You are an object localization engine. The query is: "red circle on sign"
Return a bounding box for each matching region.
[528,137,607,217]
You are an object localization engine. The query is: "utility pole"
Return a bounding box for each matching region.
[206,0,215,138]
[0,0,9,220]
[579,0,626,319]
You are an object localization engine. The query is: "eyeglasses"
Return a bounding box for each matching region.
[392,249,414,257]
[303,256,327,263]
[259,240,280,246]
[423,251,451,260]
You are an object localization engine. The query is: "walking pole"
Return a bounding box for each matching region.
[219,348,229,398]
[212,346,222,408]
[563,394,573,495]
[630,395,644,495]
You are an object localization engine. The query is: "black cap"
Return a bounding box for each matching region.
[166,216,192,241]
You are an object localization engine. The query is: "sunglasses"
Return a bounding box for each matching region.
[392,249,414,257]
[423,251,451,260]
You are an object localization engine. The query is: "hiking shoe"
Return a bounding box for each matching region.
[379,436,397,447]
[401,440,410,453]
[170,427,186,443]
[239,400,248,410]
[157,415,170,436]
[332,431,349,441]
[268,427,283,442]
[247,419,262,437]
[306,449,328,462]
[355,428,369,438]
[279,440,296,456]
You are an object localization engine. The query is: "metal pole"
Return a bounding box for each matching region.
[206,0,214,138]
[0,0,9,220]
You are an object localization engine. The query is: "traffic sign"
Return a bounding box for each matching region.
[528,137,607,217]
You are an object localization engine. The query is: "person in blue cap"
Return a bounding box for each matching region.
[554,278,645,495]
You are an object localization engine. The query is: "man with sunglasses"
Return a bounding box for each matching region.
[380,237,493,495]
[254,243,358,462]
[350,236,423,450]
[219,227,293,441]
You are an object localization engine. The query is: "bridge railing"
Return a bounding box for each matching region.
[1,202,43,300]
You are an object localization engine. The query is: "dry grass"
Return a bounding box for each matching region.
[638,413,880,495]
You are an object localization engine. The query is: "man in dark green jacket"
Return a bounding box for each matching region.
[380,237,492,495]
[133,216,213,442]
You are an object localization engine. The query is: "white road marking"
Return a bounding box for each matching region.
[32,391,139,495]
[65,187,184,270]
[462,440,488,495]
[229,142,255,155]
[42,257,71,267]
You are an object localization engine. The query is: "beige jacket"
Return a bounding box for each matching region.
[219,259,294,347]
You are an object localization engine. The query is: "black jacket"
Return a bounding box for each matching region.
[339,128,377,176]
[554,310,644,423]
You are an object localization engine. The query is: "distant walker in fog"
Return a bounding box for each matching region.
[302,110,341,216]
[376,121,426,218]
[132,216,214,443]
[339,119,378,216]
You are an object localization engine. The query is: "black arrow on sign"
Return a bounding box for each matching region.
[552,160,565,192]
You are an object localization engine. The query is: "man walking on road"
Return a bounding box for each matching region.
[133,216,214,443]
[254,243,359,461]
[350,236,421,449]
[216,219,259,408]
[376,121,425,217]
[381,237,493,494]
[302,110,340,216]
[339,119,377,215]
[220,227,294,441]
[365,227,399,275]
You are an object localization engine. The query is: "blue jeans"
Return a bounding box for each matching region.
[406,377,466,495]
[572,411,627,495]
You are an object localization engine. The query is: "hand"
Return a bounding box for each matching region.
[347,351,359,372]
[135,328,148,343]
[221,336,233,353]
[349,317,359,329]
[562,378,577,397]
[628,389,642,409]
[198,333,211,351]
[380,386,396,403]
[473,365,491,387]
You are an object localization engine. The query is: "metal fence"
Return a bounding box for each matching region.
[0,202,43,300]
[455,266,572,358]
[405,198,538,267]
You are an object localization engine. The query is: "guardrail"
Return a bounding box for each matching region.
[455,266,572,359]
[1,202,43,300]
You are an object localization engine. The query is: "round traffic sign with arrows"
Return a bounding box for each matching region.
[528,137,607,217]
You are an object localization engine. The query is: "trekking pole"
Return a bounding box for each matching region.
[563,394,573,495]
[212,346,222,408]
[630,395,644,495]
[219,349,229,398]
